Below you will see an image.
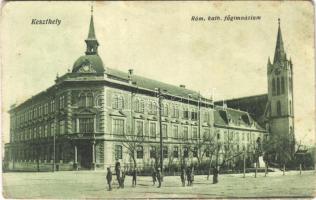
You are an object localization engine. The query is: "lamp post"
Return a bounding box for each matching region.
[156,88,164,173]
[53,124,56,172]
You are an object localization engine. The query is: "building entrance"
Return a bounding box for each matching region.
[78,143,92,169]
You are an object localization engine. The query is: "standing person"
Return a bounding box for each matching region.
[106,167,112,191]
[116,166,122,188]
[186,167,191,186]
[121,169,126,188]
[180,168,186,187]
[115,162,121,188]
[213,166,218,184]
[152,168,157,186]
[156,168,162,188]
[190,167,195,186]
[132,168,137,187]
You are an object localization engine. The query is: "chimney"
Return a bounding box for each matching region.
[179,84,186,88]
[128,69,133,83]
[128,69,133,76]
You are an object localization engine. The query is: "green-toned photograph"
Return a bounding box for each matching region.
[1,1,315,199]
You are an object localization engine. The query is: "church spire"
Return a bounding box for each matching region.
[273,18,286,64]
[87,5,96,39]
[85,5,99,55]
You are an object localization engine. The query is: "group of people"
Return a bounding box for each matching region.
[180,167,195,186]
[106,162,219,191]
[106,162,126,191]
[151,167,162,188]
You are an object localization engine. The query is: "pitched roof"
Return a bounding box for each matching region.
[214,106,265,131]
[106,68,203,101]
[214,94,268,125]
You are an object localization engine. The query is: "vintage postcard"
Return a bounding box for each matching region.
[1,1,315,199]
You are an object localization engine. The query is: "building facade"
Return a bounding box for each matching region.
[4,11,268,172]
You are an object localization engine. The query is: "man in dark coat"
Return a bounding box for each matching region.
[190,167,195,186]
[115,162,121,188]
[106,167,112,191]
[132,168,137,187]
[120,169,126,188]
[186,167,191,186]
[156,168,162,188]
[213,166,219,184]
[180,168,186,187]
[152,168,157,186]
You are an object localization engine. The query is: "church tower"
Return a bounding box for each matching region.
[267,19,295,153]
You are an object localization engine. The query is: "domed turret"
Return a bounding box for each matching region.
[72,6,105,74]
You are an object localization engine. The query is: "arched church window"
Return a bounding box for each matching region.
[281,77,285,94]
[289,77,292,90]
[272,78,276,96]
[86,93,93,107]
[289,100,292,115]
[277,77,280,95]
[277,101,281,116]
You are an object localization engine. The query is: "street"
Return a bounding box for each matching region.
[2,170,316,199]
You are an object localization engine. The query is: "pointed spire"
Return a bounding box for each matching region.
[85,4,99,55]
[273,18,286,64]
[87,5,96,39]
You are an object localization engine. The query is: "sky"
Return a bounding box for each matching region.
[1,1,315,146]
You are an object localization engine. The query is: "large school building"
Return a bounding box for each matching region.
[4,10,294,172]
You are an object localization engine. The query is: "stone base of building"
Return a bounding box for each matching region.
[3,161,105,172]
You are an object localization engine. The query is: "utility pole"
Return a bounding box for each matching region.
[157,88,163,173]
[53,126,56,172]
[243,150,246,178]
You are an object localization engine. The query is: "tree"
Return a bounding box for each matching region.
[189,134,217,166]
[120,134,145,168]
[262,133,294,175]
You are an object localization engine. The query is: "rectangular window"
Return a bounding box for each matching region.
[59,120,65,135]
[79,118,94,133]
[175,106,179,118]
[203,128,210,139]
[183,147,189,158]
[51,123,56,136]
[163,146,168,158]
[115,145,122,160]
[136,146,143,159]
[173,125,178,138]
[204,112,209,123]
[149,102,157,115]
[193,147,198,157]
[162,124,168,138]
[38,126,42,138]
[183,108,189,119]
[150,146,156,158]
[149,122,156,138]
[112,119,124,135]
[183,126,188,140]
[191,111,198,121]
[192,127,198,139]
[44,125,48,138]
[136,121,144,136]
[173,146,179,158]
